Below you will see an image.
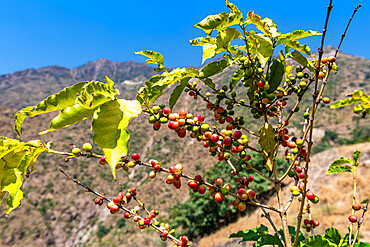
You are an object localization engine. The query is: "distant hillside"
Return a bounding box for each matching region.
[0,59,157,108]
[0,48,369,247]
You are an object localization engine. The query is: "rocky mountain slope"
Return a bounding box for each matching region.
[0,48,369,246]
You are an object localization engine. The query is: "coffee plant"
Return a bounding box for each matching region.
[0,1,368,246]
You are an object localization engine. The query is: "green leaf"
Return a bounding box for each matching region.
[278,30,320,43]
[194,1,242,35]
[229,225,269,242]
[190,37,218,63]
[361,198,369,204]
[105,76,115,90]
[290,50,315,72]
[195,14,224,35]
[258,123,277,171]
[138,68,199,107]
[246,11,279,38]
[0,138,46,215]
[282,40,312,55]
[230,68,244,91]
[331,98,361,109]
[203,78,216,90]
[169,78,191,109]
[201,59,229,78]
[331,157,354,167]
[135,50,166,72]
[76,80,119,109]
[323,227,342,245]
[216,28,242,49]
[353,150,361,165]
[247,32,274,67]
[14,80,119,137]
[14,81,87,136]
[267,59,284,93]
[354,243,370,247]
[92,99,142,180]
[39,104,97,135]
[326,157,353,174]
[304,235,331,247]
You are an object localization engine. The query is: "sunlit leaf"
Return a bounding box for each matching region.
[0,138,46,215]
[281,40,312,55]
[135,50,166,72]
[92,99,142,179]
[323,227,342,245]
[247,32,273,67]
[39,104,97,135]
[259,123,276,171]
[290,50,314,72]
[246,12,279,38]
[278,30,320,43]
[353,150,361,165]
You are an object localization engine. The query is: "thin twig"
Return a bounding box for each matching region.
[351,197,369,246]
[261,208,286,247]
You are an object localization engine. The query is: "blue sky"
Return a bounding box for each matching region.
[0,0,368,75]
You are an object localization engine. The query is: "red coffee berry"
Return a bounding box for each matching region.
[99,156,107,165]
[348,215,357,223]
[306,192,315,200]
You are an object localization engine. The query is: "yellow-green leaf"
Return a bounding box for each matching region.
[92,99,142,179]
[258,123,277,171]
[39,104,97,135]
[278,30,320,43]
[135,50,166,72]
[0,137,46,215]
[246,12,279,38]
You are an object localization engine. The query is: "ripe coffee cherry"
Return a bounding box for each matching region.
[215,177,223,187]
[124,212,131,219]
[287,141,297,148]
[328,56,336,63]
[296,166,303,173]
[257,81,264,88]
[211,134,219,143]
[306,192,315,200]
[133,216,140,222]
[247,189,256,199]
[233,131,242,140]
[322,57,328,64]
[194,175,202,182]
[247,176,254,183]
[131,153,140,161]
[177,128,187,138]
[348,215,358,223]
[153,164,161,172]
[163,107,171,115]
[198,184,206,194]
[223,137,232,146]
[173,179,182,189]
[83,143,93,152]
[117,192,124,201]
[318,71,325,79]
[178,110,187,119]
[214,192,224,202]
[352,204,362,211]
[322,97,331,104]
[197,115,205,123]
[99,155,107,165]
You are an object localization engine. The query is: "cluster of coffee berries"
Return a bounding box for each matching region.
[105,188,138,214]
[149,159,161,179]
[184,81,199,100]
[208,177,230,203]
[239,56,264,91]
[94,196,104,206]
[348,204,363,223]
[165,163,184,189]
[135,209,159,229]
[201,129,249,161]
[285,65,311,97]
[290,185,319,204]
[232,176,256,212]
[187,175,206,194]
[302,218,320,232]
[208,103,244,127]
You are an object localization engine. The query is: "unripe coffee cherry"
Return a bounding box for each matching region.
[72,148,82,156]
[82,143,93,152]
[322,97,331,104]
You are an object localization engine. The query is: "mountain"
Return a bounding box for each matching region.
[0,49,369,247]
[0,59,157,109]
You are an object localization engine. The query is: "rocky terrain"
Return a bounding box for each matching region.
[0,47,369,246]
